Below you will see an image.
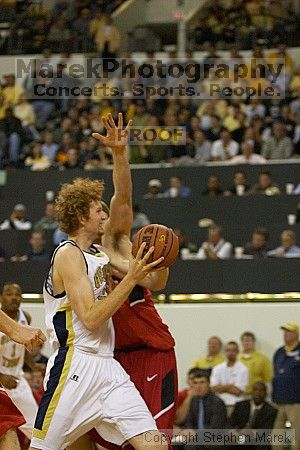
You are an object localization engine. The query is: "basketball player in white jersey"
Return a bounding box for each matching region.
[30,114,168,450]
[0,307,46,450]
[0,283,42,439]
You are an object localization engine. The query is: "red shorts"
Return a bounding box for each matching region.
[89,347,178,449]
[0,389,25,438]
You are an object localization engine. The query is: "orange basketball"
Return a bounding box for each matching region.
[132,224,179,268]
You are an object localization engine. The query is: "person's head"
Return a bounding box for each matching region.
[241,141,254,158]
[194,129,206,144]
[67,148,79,166]
[208,225,223,246]
[30,365,46,392]
[210,115,220,129]
[4,74,15,86]
[272,121,286,139]
[207,336,222,356]
[1,283,22,316]
[207,175,220,192]
[192,373,210,397]
[13,204,26,220]
[220,129,231,144]
[190,116,200,130]
[169,176,183,189]
[251,228,269,249]
[281,322,299,347]
[30,231,46,253]
[186,367,205,387]
[43,131,54,145]
[259,171,272,189]
[281,230,296,250]
[234,170,247,186]
[225,341,239,363]
[32,142,42,159]
[241,331,256,353]
[55,178,104,239]
[148,179,162,196]
[252,381,267,405]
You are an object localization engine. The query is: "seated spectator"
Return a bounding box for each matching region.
[62,148,81,170]
[210,341,249,415]
[202,175,223,196]
[0,203,32,230]
[24,142,51,171]
[144,179,164,199]
[29,365,46,405]
[197,225,232,260]
[267,230,300,258]
[192,130,212,164]
[0,106,24,168]
[193,336,224,372]
[175,368,207,427]
[164,176,191,198]
[131,204,150,236]
[34,202,58,231]
[41,131,59,162]
[205,115,222,142]
[211,129,239,161]
[243,228,269,258]
[174,228,198,255]
[179,372,227,446]
[229,382,277,441]
[249,171,281,195]
[262,122,293,160]
[224,170,250,196]
[238,332,273,396]
[229,141,266,165]
[11,230,50,262]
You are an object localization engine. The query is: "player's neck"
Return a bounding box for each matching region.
[69,234,93,252]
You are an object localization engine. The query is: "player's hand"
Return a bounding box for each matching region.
[128,242,164,284]
[10,324,46,352]
[0,373,19,390]
[92,112,132,151]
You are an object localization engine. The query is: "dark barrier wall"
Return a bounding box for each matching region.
[1,259,299,294]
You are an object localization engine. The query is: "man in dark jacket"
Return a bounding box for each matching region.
[176,372,227,450]
[229,381,277,450]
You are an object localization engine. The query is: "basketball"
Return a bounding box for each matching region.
[132,224,179,268]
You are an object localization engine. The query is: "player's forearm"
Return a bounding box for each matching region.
[83,274,137,331]
[112,150,132,205]
[0,309,17,337]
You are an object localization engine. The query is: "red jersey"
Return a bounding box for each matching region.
[113,286,175,351]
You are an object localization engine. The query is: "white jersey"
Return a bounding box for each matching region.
[0,309,28,378]
[44,240,114,356]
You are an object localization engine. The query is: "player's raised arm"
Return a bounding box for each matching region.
[0,309,46,351]
[92,113,133,242]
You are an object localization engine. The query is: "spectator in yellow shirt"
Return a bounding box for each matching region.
[238,331,273,396]
[2,74,24,107]
[193,336,225,373]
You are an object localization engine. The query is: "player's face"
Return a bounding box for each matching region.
[98,210,109,237]
[84,201,103,239]
[1,285,22,314]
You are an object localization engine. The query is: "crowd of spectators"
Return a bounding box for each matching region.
[0,0,123,54]
[190,0,300,50]
[0,41,300,168]
[174,323,300,449]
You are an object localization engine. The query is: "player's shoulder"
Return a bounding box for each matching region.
[54,241,85,266]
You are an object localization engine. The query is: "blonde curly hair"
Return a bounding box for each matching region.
[55,178,104,235]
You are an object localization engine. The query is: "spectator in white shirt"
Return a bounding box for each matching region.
[229,141,266,165]
[211,129,239,161]
[0,204,32,230]
[197,224,232,260]
[210,341,249,415]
